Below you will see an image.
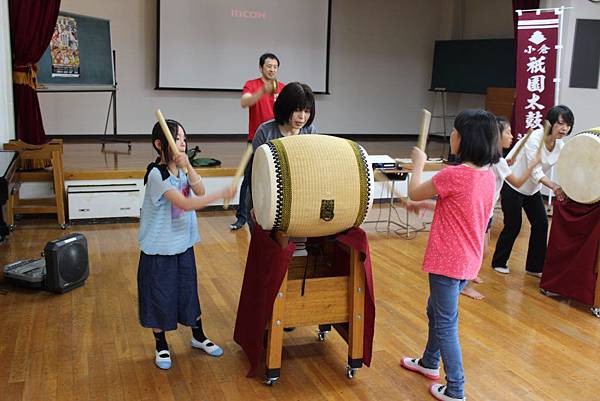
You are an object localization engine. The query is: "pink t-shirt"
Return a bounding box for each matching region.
[422,164,495,280]
[243,78,285,140]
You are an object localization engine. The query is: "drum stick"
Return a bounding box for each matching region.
[223,144,254,209]
[155,109,187,174]
[537,120,551,156]
[507,121,549,165]
[417,109,432,151]
[507,127,534,165]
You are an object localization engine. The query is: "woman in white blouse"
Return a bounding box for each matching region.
[491,105,574,278]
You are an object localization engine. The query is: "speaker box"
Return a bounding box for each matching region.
[43,233,89,293]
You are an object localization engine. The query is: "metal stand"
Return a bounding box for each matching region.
[37,50,130,151]
[430,89,455,159]
[363,170,408,236]
[100,89,131,151]
[101,51,131,152]
[363,169,428,238]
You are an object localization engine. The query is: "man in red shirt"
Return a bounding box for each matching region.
[230,53,284,230]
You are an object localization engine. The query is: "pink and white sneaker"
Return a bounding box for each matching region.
[400,357,440,380]
[430,383,466,401]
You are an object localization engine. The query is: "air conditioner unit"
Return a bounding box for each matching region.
[67,181,142,220]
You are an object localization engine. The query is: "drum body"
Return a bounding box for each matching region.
[252,135,374,237]
[555,128,600,204]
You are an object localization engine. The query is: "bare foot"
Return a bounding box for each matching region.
[461,286,485,300]
[472,276,484,284]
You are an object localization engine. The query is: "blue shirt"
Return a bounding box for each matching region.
[139,167,200,255]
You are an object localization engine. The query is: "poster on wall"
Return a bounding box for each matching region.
[513,11,560,142]
[50,16,80,77]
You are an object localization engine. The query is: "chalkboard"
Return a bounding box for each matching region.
[37,12,114,87]
[430,39,515,94]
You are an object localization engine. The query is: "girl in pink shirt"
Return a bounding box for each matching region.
[460,116,541,300]
[400,109,500,401]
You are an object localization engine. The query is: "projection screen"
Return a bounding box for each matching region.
[157,0,331,93]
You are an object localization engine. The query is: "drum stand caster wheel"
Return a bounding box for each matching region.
[60,224,68,230]
[317,324,331,342]
[346,365,358,379]
[264,368,280,386]
[264,377,279,386]
[8,225,15,232]
[591,308,600,318]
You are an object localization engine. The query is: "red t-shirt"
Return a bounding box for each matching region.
[422,164,495,280]
[242,78,285,140]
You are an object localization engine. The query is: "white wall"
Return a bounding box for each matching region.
[34,0,551,137]
[318,0,446,135]
[38,0,448,136]
[543,0,600,132]
[451,0,515,117]
[437,0,600,135]
[423,0,515,136]
[0,0,15,144]
[463,0,514,39]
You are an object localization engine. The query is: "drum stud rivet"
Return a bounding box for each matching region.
[357,287,362,293]
[276,320,281,326]
[278,292,283,298]
[357,314,362,320]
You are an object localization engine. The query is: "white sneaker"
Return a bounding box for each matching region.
[155,350,171,369]
[400,357,440,380]
[430,383,466,401]
[191,337,224,357]
[493,266,510,274]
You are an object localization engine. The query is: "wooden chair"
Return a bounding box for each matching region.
[3,139,66,229]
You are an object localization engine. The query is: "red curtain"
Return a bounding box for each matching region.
[9,0,61,144]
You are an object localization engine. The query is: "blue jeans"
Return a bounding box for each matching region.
[421,273,468,399]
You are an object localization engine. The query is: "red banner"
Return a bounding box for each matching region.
[513,11,559,142]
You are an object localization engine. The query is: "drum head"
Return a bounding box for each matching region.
[252,145,278,231]
[556,131,600,204]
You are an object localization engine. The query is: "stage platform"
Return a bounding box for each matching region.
[7,137,448,182]
[17,136,448,181]
[6,137,448,220]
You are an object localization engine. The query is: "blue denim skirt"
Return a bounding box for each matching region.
[137,247,201,331]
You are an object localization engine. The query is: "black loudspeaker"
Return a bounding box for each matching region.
[43,233,89,293]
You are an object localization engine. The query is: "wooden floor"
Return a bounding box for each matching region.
[0,205,598,401]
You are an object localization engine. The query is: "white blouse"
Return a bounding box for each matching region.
[505,128,564,196]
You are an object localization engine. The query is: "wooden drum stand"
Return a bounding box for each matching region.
[264,240,366,385]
